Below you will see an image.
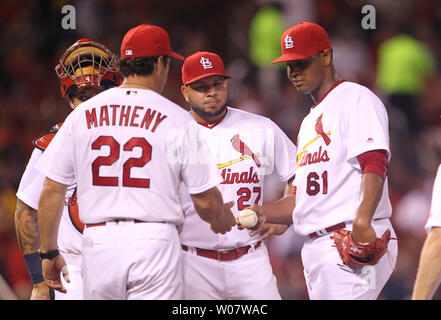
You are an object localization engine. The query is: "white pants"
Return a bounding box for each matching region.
[81,221,183,300]
[182,243,281,300]
[55,252,82,300]
[301,218,398,300]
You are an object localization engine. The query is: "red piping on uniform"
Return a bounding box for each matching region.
[196,108,228,129]
[311,80,346,109]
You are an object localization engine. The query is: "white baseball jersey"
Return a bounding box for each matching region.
[17,147,81,254]
[36,87,222,225]
[179,107,297,249]
[293,81,392,236]
[17,130,83,300]
[424,164,441,231]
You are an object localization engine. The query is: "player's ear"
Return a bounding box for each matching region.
[154,55,169,73]
[181,85,190,102]
[322,49,333,67]
[159,55,170,69]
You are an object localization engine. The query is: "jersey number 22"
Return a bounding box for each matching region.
[91,136,151,188]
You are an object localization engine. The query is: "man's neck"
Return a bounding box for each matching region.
[191,108,227,124]
[310,71,340,104]
[120,75,157,92]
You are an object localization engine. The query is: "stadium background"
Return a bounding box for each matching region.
[0,0,440,300]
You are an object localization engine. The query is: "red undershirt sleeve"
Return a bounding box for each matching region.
[357,149,388,179]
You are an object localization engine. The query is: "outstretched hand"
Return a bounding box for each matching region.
[210,201,236,234]
[249,223,289,241]
[42,254,70,293]
[236,204,267,231]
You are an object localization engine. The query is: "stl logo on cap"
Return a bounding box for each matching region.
[182,51,231,85]
[200,57,213,69]
[284,35,294,49]
[271,22,332,64]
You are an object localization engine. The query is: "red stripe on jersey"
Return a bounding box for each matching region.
[311,80,346,109]
[196,109,228,129]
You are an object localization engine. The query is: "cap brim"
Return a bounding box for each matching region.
[271,53,313,64]
[168,52,185,61]
[185,73,231,85]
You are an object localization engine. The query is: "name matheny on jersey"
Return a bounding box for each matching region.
[84,105,167,133]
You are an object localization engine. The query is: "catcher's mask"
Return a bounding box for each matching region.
[55,38,122,99]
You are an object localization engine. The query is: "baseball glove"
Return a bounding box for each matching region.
[330,229,392,267]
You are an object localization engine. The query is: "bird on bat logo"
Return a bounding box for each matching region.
[315,114,331,146]
[230,134,261,167]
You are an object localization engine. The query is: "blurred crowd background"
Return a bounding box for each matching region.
[0,0,440,300]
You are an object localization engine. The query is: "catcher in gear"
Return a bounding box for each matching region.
[56,38,121,103]
[15,38,121,299]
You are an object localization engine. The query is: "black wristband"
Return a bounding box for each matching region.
[23,253,44,285]
[38,249,59,260]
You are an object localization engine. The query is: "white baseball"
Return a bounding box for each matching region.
[238,209,258,228]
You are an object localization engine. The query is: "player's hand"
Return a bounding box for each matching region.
[42,254,70,293]
[236,204,267,231]
[249,223,289,241]
[30,281,52,300]
[351,217,377,244]
[210,201,236,234]
[221,201,237,233]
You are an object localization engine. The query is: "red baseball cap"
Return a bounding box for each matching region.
[271,22,332,64]
[182,51,231,85]
[121,24,184,60]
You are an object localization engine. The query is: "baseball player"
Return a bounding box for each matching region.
[35,24,235,300]
[412,163,441,299]
[243,22,398,300]
[15,38,122,299]
[179,51,297,299]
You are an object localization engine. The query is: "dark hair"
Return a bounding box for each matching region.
[118,55,169,77]
[68,86,105,102]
